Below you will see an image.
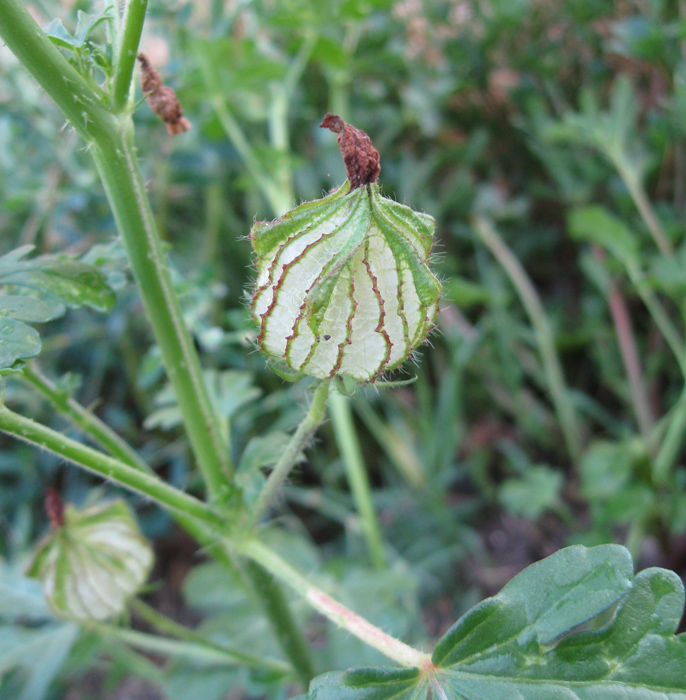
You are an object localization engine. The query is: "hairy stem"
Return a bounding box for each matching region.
[91,127,232,493]
[0,0,113,142]
[252,381,330,525]
[112,0,149,112]
[22,363,149,471]
[244,561,315,685]
[473,216,583,464]
[242,540,429,668]
[329,389,386,569]
[20,365,315,683]
[0,406,224,529]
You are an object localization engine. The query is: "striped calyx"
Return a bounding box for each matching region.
[28,499,153,622]
[251,180,441,382]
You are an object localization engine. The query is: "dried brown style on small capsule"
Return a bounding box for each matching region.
[137,53,191,136]
[320,114,380,190]
[45,488,64,529]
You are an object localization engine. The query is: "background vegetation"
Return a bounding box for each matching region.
[1,0,685,697]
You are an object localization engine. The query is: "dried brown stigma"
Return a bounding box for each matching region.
[137,53,191,136]
[45,488,64,529]
[320,114,380,190]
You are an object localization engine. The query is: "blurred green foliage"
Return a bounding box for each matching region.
[1,0,686,696]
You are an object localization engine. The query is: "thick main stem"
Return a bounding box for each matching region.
[474,216,583,464]
[91,128,232,493]
[252,381,330,524]
[0,0,113,142]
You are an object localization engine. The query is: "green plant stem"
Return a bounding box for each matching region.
[22,363,148,471]
[244,561,315,685]
[0,0,113,142]
[0,0,232,496]
[619,165,672,256]
[328,389,386,569]
[19,363,239,576]
[90,128,232,493]
[653,389,686,484]
[251,381,331,525]
[130,599,291,673]
[473,216,583,464]
[626,262,686,377]
[111,0,148,112]
[0,405,224,529]
[241,540,430,669]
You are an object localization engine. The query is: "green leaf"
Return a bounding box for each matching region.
[298,545,686,700]
[0,623,79,700]
[0,318,41,367]
[0,563,79,700]
[42,18,77,49]
[498,465,563,519]
[0,258,116,312]
[0,295,64,322]
[568,206,639,266]
[145,370,261,430]
[42,8,110,51]
[303,668,423,700]
[0,246,116,369]
[73,9,111,47]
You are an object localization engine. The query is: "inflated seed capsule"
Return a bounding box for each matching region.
[250,115,441,383]
[27,495,153,622]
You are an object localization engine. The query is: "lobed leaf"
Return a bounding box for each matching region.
[298,545,686,700]
[0,245,116,369]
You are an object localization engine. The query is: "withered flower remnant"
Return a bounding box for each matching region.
[137,53,191,136]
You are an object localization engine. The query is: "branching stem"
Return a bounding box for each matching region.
[22,363,149,472]
[112,0,149,112]
[0,405,224,529]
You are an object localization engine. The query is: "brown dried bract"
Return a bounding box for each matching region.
[320,114,380,190]
[137,53,191,136]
